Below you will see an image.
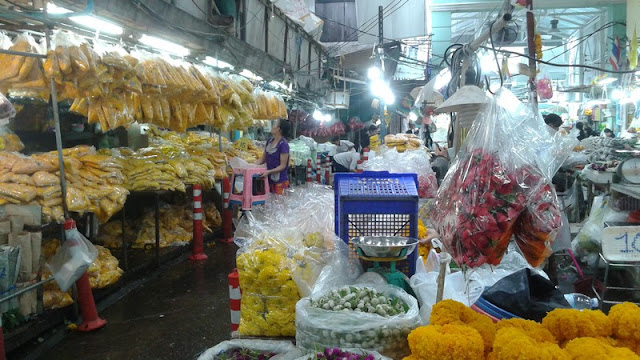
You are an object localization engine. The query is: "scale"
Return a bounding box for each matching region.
[351,236,418,291]
[617,157,640,184]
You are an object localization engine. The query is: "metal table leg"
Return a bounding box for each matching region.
[155,192,160,267]
[121,206,128,271]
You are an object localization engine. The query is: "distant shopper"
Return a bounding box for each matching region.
[359,124,378,150]
[576,122,588,141]
[333,149,361,173]
[603,128,615,138]
[544,113,563,131]
[256,119,291,194]
[406,122,419,135]
[331,137,355,154]
[431,144,450,184]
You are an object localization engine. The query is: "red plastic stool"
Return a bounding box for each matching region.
[229,167,270,211]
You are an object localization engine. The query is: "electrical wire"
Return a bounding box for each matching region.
[486,21,503,94]
[329,0,409,55]
[545,21,624,63]
[478,45,639,74]
[326,0,402,53]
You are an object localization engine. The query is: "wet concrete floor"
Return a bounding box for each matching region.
[40,243,237,360]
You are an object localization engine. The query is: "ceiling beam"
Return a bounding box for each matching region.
[432,0,623,12]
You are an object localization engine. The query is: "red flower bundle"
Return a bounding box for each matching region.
[513,181,563,267]
[431,149,527,267]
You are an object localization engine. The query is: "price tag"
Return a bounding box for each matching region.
[602,226,640,262]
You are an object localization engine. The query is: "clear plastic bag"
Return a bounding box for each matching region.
[364,147,438,198]
[0,93,16,121]
[46,222,98,292]
[197,339,295,360]
[429,89,571,268]
[295,284,421,359]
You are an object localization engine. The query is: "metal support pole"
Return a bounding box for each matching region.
[377,5,387,139]
[45,28,69,219]
[525,0,538,111]
[154,192,160,267]
[121,206,128,271]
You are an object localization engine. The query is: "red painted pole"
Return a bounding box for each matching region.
[64,220,106,332]
[190,184,207,261]
[228,269,241,332]
[220,177,234,244]
[316,154,322,183]
[356,160,364,173]
[363,147,370,161]
[306,159,312,183]
[325,155,331,185]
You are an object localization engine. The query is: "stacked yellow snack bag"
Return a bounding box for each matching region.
[0,146,128,223]
[384,134,422,152]
[0,33,49,98]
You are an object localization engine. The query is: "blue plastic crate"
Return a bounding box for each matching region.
[334,171,419,276]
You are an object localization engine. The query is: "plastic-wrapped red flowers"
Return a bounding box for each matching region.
[313,348,376,360]
[432,151,563,268]
[429,89,572,268]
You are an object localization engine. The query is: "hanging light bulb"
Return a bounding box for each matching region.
[368,66,382,80]
[408,111,418,121]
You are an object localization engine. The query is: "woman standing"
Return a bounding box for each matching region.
[256,119,291,194]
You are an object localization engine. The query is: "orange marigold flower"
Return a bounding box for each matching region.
[609,302,640,342]
[542,309,611,342]
[496,318,556,343]
[488,327,569,360]
[407,324,484,360]
[430,300,496,353]
[564,337,640,360]
[614,338,640,356]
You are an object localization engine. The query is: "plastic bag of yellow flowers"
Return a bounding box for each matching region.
[235,224,355,337]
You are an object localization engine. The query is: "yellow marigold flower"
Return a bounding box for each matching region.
[431,299,478,324]
[407,324,484,360]
[614,338,640,356]
[431,300,496,353]
[609,302,640,342]
[542,309,612,342]
[488,328,569,360]
[564,337,640,360]
[402,356,419,360]
[497,318,556,343]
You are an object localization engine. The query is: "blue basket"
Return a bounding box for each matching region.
[334,171,419,276]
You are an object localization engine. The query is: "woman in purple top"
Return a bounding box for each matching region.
[256,119,291,194]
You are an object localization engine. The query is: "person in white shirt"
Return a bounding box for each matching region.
[333,149,361,172]
[331,137,355,154]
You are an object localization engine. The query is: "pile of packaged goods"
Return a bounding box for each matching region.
[249,88,288,121]
[296,285,421,359]
[234,186,355,337]
[115,147,215,192]
[97,202,221,249]
[383,134,422,152]
[0,30,287,132]
[0,33,49,98]
[148,127,229,179]
[0,145,128,223]
[41,239,123,309]
[404,300,640,360]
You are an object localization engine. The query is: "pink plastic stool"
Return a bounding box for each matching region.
[229,167,270,210]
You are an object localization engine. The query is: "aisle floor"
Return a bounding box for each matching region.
[40,244,237,360]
